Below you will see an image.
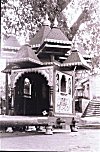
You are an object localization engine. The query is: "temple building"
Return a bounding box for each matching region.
[1,16,93,131]
[0,35,21,115]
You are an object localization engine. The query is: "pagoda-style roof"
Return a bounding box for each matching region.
[3,35,21,50]
[2,63,21,73]
[7,44,42,64]
[44,18,71,44]
[37,18,72,59]
[77,46,92,60]
[29,14,51,48]
[61,50,91,70]
[45,28,70,43]
[29,25,51,48]
[4,44,42,72]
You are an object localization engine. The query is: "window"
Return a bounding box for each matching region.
[68,78,71,95]
[87,84,89,90]
[24,78,31,98]
[61,75,66,92]
[56,74,59,92]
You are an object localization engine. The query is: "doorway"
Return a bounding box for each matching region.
[14,72,50,116]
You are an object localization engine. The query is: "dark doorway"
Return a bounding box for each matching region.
[14,72,50,116]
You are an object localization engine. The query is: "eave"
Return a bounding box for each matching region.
[7,57,43,65]
[60,62,91,71]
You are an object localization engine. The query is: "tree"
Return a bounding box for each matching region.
[1,0,67,40]
[1,0,90,40]
[72,0,100,72]
[1,0,100,71]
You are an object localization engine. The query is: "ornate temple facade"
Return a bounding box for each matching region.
[1,16,91,126]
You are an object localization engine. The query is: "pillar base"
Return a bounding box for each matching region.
[6,127,13,133]
[45,125,53,135]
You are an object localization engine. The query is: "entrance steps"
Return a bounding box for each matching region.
[82,100,100,117]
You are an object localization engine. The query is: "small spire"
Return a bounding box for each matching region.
[43,14,51,26]
[53,17,58,28]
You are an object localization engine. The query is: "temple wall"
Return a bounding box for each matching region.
[90,74,100,100]
[54,70,72,114]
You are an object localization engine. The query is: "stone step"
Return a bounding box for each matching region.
[82,100,100,117]
[85,114,100,117]
[86,110,100,113]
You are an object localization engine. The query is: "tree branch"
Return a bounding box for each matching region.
[70,8,90,40]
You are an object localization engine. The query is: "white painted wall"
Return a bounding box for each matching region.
[90,74,100,100]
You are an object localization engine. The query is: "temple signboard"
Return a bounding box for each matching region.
[55,70,72,114]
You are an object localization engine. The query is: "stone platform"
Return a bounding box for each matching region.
[79,116,100,129]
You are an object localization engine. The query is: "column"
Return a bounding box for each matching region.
[45,86,54,135]
[49,86,54,116]
[11,88,14,115]
[72,66,77,114]
[5,73,9,115]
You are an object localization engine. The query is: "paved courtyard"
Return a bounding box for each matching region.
[0,129,100,151]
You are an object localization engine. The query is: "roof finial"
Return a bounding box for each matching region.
[43,13,50,26]
[53,17,58,28]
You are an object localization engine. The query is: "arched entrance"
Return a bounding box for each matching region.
[14,72,50,116]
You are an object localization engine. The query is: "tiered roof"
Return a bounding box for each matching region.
[36,17,72,59]
[3,44,42,73]
[29,26,51,48]
[2,15,91,72]
[29,14,51,48]
[7,44,42,65]
[61,50,91,70]
[45,18,70,43]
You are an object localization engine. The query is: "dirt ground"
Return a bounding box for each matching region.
[0,129,100,151]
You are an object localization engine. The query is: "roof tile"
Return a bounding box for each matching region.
[29,25,51,47]
[62,50,91,70]
[46,27,69,42]
[8,44,42,65]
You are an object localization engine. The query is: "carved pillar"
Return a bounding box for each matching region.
[72,66,77,114]
[49,86,54,116]
[45,86,54,135]
[10,88,14,115]
[5,73,9,115]
[72,77,75,114]
[45,68,54,135]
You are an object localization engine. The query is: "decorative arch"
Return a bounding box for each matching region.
[14,71,47,87]
[11,67,53,88]
[13,69,51,116]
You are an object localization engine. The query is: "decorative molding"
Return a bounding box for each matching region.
[11,67,54,87]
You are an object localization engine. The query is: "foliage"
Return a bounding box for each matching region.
[72,0,100,70]
[1,0,100,70]
[1,0,67,39]
[1,0,89,40]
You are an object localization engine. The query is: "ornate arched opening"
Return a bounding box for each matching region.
[14,72,50,116]
[61,75,66,92]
